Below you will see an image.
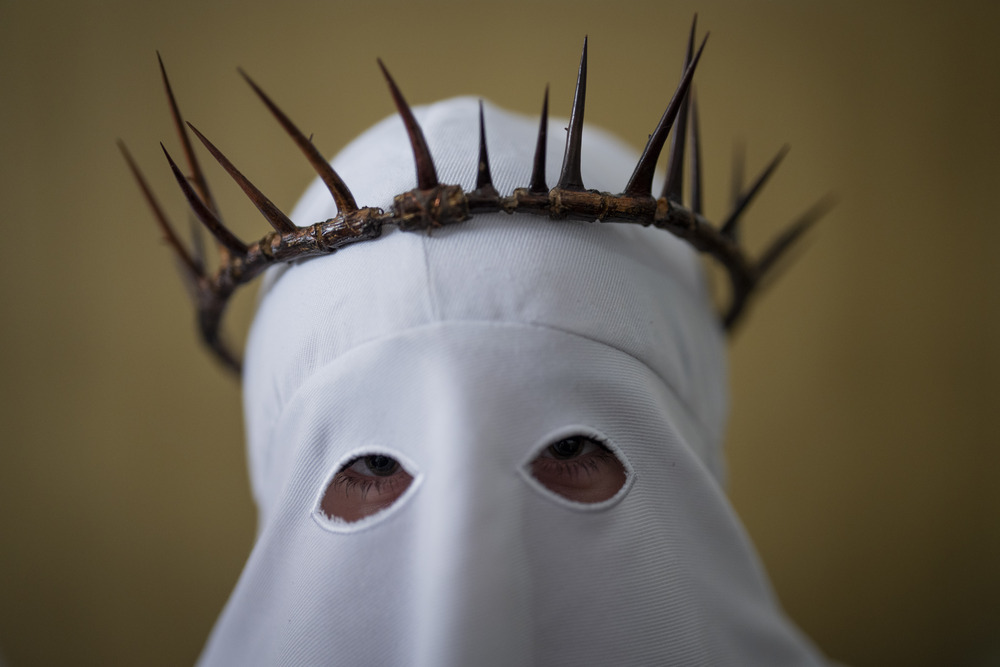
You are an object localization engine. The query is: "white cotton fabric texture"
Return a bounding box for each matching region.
[199,97,827,665]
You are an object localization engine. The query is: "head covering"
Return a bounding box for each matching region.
[198,97,827,665]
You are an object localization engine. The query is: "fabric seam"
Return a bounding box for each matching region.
[261,319,720,452]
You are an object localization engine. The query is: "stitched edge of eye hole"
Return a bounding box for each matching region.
[311,447,423,534]
[518,426,635,511]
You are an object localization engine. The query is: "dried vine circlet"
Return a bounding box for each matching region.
[120,18,831,374]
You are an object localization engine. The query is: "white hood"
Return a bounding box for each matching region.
[199,97,826,666]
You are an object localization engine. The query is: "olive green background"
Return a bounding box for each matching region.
[1,1,998,665]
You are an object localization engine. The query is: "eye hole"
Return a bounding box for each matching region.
[320,454,415,523]
[528,435,628,504]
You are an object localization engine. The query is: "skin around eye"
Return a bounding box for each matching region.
[320,454,414,523]
[529,436,628,503]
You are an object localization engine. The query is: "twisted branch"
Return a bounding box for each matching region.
[121,16,828,374]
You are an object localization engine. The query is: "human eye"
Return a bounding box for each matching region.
[320,453,415,523]
[528,435,628,504]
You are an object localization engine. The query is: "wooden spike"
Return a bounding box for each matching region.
[475,100,495,190]
[186,122,297,235]
[757,195,835,277]
[688,91,704,215]
[624,34,708,197]
[377,59,439,190]
[188,216,206,276]
[161,144,248,255]
[529,86,550,194]
[661,16,697,202]
[557,37,588,191]
[119,140,203,280]
[207,340,241,375]
[720,145,789,238]
[239,69,358,214]
[730,141,745,212]
[157,52,220,218]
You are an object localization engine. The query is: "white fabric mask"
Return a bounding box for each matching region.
[199,97,827,665]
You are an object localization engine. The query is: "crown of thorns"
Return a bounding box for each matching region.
[120,19,829,374]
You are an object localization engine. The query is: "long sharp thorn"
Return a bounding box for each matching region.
[557,37,588,191]
[210,342,241,375]
[529,86,550,194]
[689,91,704,215]
[757,194,836,277]
[624,33,708,197]
[475,100,495,191]
[157,52,220,218]
[720,144,790,238]
[730,141,745,212]
[662,16,697,202]
[198,314,242,374]
[377,59,438,190]
[119,140,203,280]
[239,69,358,214]
[188,217,206,276]
[162,144,248,255]
[186,122,297,235]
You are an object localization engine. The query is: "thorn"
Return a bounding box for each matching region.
[198,313,242,374]
[239,69,358,214]
[689,91,703,215]
[720,145,789,238]
[119,140,203,280]
[624,33,708,197]
[557,36,588,191]
[377,59,439,190]
[529,85,550,194]
[212,344,242,375]
[188,216,206,276]
[730,140,745,213]
[757,194,836,277]
[662,15,697,202]
[186,122,297,235]
[162,143,248,255]
[475,100,495,191]
[157,52,220,218]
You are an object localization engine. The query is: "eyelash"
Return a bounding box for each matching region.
[329,465,403,500]
[533,445,616,480]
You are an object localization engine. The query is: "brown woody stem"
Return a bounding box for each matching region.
[189,184,759,372]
